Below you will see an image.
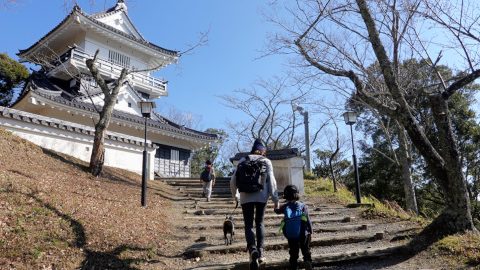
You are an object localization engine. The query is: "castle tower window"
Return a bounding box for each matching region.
[108,50,130,69]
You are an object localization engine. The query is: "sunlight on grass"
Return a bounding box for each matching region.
[304,178,356,204]
[305,178,423,222]
[434,232,480,266]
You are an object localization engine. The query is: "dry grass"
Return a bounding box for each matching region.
[305,178,425,223]
[433,232,480,267]
[0,129,179,269]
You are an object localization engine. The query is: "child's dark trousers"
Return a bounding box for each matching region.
[287,234,312,269]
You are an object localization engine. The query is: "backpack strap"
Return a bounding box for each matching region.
[298,202,308,222]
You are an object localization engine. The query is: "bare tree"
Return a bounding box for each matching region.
[161,107,203,130]
[85,50,128,175]
[269,0,480,241]
[221,76,328,152]
[85,31,208,176]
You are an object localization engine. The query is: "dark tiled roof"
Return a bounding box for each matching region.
[20,74,217,141]
[230,148,301,161]
[0,106,155,148]
[18,5,177,57]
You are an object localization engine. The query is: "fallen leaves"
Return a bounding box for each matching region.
[0,129,175,269]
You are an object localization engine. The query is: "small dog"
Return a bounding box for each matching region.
[223,215,235,245]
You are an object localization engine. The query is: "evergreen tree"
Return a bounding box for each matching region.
[0,53,29,106]
[190,128,227,177]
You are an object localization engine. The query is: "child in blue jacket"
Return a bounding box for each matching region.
[274,185,313,270]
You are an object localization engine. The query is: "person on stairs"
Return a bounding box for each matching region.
[200,159,216,202]
[275,184,313,270]
[230,138,280,269]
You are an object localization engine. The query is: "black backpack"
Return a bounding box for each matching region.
[200,167,212,182]
[235,156,267,193]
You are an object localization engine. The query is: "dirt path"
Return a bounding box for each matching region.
[148,178,446,270]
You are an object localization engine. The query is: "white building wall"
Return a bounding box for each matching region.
[0,116,156,180]
[84,34,149,70]
[233,157,305,195]
[86,85,143,116]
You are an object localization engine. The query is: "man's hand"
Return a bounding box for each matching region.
[274,201,280,210]
[235,196,240,206]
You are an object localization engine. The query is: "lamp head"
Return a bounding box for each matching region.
[139,101,156,118]
[292,103,304,114]
[343,111,357,125]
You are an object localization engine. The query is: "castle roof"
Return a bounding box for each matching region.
[18,3,177,60]
[13,74,218,143]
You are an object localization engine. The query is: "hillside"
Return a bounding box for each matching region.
[0,129,184,269]
[1,128,480,269]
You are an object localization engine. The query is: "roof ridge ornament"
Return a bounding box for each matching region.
[73,4,81,12]
[115,0,128,13]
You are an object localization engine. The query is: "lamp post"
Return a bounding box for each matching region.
[139,100,155,207]
[293,103,311,173]
[343,111,361,203]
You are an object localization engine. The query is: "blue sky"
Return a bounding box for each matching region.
[0,0,287,132]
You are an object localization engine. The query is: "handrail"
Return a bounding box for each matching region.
[51,48,167,93]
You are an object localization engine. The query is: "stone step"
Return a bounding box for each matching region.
[183,216,356,230]
[184,244,405,270]
[163,181,231,187]
[180,187,233,194]
[197,223,375,240]
[184,231,385,257]
[180,203,348,213]
[159,178,232,184]
[184,205,356,216]
[194,224,420,243]
[184,211,337,220]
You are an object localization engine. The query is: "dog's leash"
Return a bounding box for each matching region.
[227,201,239,217]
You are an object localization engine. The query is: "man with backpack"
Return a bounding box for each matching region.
[200,159,216,202]
[230,139,280,270]
[275,185,313,270]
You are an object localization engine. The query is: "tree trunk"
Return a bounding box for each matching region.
[89,127,105,176]
[356,0,475,238]
[88,96,118,176]
[86,51,127,177]
[329,146,340,193]
[409,96,477,247]
[328,158,338,192]
[397,123,418,214]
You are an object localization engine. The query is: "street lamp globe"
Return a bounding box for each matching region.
[139,101,156,118]
[343,111,357,125]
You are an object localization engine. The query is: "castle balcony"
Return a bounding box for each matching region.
[47,48,168,97]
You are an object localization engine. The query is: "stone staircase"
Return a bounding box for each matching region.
[151,177,419,269]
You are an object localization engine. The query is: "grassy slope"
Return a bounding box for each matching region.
[305,178,480,267]
[0,129,177,269]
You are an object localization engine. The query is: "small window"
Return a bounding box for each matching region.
[108,50,131,68]
[128,102,132,107]
[171,149,179,161]
[116,100,119,104]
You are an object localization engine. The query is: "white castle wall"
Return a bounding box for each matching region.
[0,111,156,180]
[233,156,305,195]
